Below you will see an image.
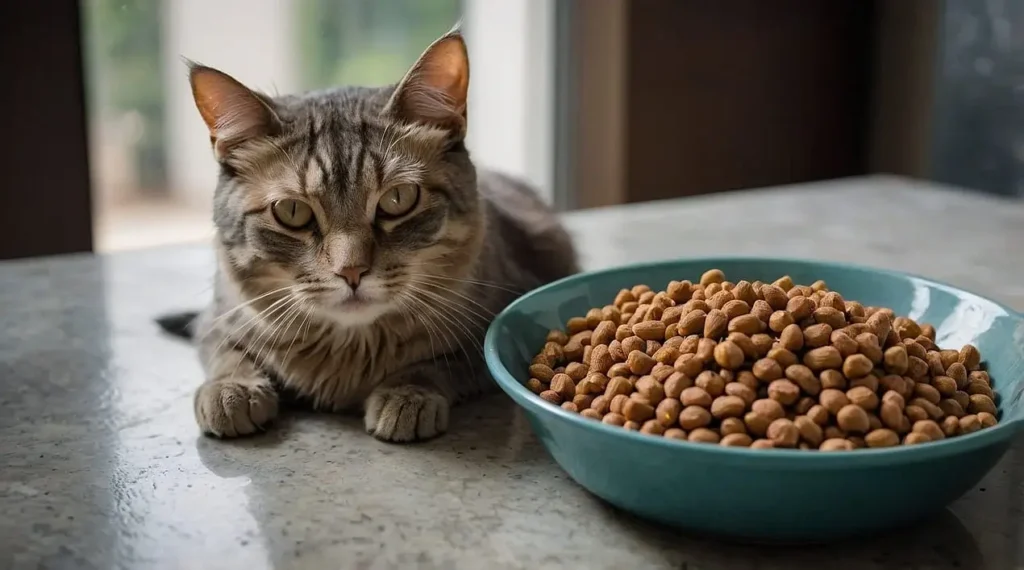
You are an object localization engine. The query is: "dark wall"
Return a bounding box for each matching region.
[0,2,93,259]
[623,1,874,202]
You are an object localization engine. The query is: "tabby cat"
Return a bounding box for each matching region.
[156,28,578,442]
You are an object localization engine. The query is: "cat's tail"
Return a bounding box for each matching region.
[155,311,199,340]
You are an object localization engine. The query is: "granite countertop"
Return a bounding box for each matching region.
[1,175,1023,569]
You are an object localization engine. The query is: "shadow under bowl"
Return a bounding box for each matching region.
[484,256,1024,542]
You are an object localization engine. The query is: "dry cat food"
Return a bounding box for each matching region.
[527,269,1000,450]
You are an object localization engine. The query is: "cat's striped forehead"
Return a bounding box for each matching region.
[230,86,451,205]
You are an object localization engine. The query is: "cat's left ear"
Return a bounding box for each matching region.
[384,25,469,138]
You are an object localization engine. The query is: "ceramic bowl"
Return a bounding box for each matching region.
[484,257,1024,542]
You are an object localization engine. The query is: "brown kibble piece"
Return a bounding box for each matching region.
[769,310,795,333]
[779,324,804,351]
[681,386,713,408]
[836,404,870,433]
[819,389,850,415]
[526,378,545,394]
[785,364,822,396]
[820,438,855,451]
[663,372,692,399]
[820,369,847,391]
[561,401,579,413]
[655,398,683,427]
[903,432,930,445]
[602,412,626,426]
[751,398,785,420]
[540,390,562,405]
[711,395,747,419]
[664,428,688,440]
[865,428,899,448]
[695,370,726,397]
[626,350,656,375]
[714,340,745,370]
[678,405,712,430]
[959,344,981,370]
[767,347,798,369]
[580,408,602,420]
[959,414,982,434]
[830,331,859,358]
[634,375,665,404]
[913,419,945,441]
[550,373,576,401]
[729,314,763,336]
[787,296,815,321]
[720,433,753,447]
[807,404,829,425]
[623,398,655,422]
[968,394,997,415]
[725,382,757,405]
[842,354,873,378]
[941,416,960,437]
[977,412,997,428]
[688,428,720,444]
[794,415,824,446]
[632,320,666,342]
[767,418,800,447]
[847,386,879,411]
[752,358,784,381]
[804,346,842,371]
[767,379,801,405]
[802,323,833,349]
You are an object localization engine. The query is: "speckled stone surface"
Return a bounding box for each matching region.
[1,175,1023,569]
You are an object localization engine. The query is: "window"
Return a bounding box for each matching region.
[81,0,556,252]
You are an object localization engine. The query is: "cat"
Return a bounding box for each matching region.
[155,27,579,442]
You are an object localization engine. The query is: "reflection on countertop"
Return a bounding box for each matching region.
[1,175,1023,569]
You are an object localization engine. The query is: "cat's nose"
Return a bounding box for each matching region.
[335,265,370,289]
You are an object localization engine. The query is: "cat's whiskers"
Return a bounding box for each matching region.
[405,281,493,325]
[403,266,526,294]
[257,297,310,373]
[196,284,298,342]
[403,284,485,363]
[229,293,303,380]
[394,294,454,387]
[405,278,497,319]
[205,292,298,370]
[280,303,313,374]
[249,292,310,372]
[409,297,457,387]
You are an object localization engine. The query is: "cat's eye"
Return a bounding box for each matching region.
[376,184,420,218]
[271,199,314,229]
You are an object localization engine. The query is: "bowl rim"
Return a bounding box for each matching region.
[484,255,1024,468]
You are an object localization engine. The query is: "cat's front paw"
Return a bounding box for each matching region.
[364,385,450,442]
[194,378,279,438]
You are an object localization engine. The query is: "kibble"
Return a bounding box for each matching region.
[530,269,1001,450]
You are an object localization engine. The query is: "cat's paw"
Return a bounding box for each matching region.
[194,378,279,438]
[364,385,450,442]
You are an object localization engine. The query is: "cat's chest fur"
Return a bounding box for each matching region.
[249,312,439,411]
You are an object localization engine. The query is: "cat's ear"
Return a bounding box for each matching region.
[187,62,281,160]
[384,26,469,137]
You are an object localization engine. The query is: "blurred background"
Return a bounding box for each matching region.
[1,0,1023,258]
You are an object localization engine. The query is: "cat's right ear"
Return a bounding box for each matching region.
[187,61,281,161]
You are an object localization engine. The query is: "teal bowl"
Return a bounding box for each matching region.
[484,257,1024,542]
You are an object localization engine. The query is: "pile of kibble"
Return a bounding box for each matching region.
[527,269,1000,450]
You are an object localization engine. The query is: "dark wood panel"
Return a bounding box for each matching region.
[0,2,93,259]
[624,0,874,202]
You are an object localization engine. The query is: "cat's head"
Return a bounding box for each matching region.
[189,29,483,327]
